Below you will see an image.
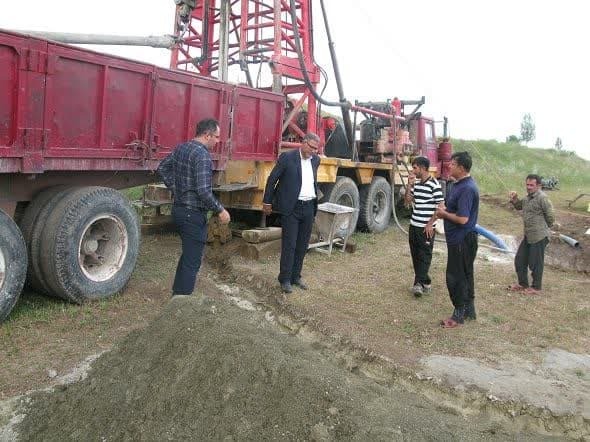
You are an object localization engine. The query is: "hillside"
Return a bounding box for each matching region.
[452,139,590,206]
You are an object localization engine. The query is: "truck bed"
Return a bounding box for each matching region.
[0,29,283,175]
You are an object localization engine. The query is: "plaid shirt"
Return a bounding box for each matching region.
[157,140,223,213]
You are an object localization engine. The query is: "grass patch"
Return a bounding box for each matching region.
[453,139,590,210]
[489,315,507,325]
[123,186,144,201]
[4,294,74,326]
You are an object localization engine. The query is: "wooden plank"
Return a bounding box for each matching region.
[242,227,282,243]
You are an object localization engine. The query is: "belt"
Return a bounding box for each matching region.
[297,199,315,205]
[173,204,206,212]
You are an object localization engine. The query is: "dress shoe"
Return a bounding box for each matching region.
[292,279,308,290]
[280,282,293,293]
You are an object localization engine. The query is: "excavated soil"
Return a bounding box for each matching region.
[11,296,554,441]
[481,195,590,273]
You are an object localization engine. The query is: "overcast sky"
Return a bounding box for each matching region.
[2,0,588,160]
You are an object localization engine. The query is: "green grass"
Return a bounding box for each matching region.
[4,294,73,325]
[452,139,590,205]
[123,186,144,201]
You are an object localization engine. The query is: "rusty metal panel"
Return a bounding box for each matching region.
[0,30,48,172]
[151,68,230,169]
[43,43,153,162]
[231,86,282,161]
[0,37,19,152]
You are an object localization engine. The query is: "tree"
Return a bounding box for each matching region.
[554,137,563,151]
[506,135,519,143]
[520,113,536,144]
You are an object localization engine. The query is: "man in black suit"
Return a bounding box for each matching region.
[263,133,321,293]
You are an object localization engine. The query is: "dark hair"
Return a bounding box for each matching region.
[526,174,542,184]
[451,151,472,172]
[195,118,219,137]
[302,132,320,144]
[412,156,430,169]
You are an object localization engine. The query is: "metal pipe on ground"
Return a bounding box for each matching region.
[559,234,580,248]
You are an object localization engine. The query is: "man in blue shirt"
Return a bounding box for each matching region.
[157,118,231,296]
[435,151,479,328]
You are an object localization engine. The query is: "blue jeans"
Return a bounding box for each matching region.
[171,206,208,295]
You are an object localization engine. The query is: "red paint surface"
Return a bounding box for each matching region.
[0,30,283,175]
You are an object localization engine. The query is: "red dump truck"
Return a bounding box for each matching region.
[0,28,284,320]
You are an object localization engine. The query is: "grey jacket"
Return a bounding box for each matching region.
[512,190,555,243]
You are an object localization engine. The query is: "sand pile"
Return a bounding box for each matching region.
[14,296,535,441]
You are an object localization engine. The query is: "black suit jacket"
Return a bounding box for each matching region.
[263,148,320,216]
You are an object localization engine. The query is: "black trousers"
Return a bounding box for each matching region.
[409,224,435,286]
[515,236,549,290]
[171,206,208,295]
[446,231,478,309]
[279,200,315,284]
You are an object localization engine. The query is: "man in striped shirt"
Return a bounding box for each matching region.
[404,156,444,297]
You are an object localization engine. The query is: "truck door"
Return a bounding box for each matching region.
[410,117,438,167]
[422,118,438,167]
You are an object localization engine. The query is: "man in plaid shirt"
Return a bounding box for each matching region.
[157,118,230,296]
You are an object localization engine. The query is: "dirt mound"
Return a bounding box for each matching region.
[11,298,397,440]
[14,296,553,441]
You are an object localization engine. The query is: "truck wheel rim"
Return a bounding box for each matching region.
[78,215,128,282]
[0,247,5,291]
[372,190,387,223]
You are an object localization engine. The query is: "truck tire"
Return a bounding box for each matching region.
[0,210,27,322]
[358,176,392,233]
[319,176,360,238]
[19,186,76,294]
[39,187,140,303]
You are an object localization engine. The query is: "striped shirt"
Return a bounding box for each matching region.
[410,177,444,227]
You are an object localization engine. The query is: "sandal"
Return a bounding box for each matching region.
[523,287,541,295]
[507,283,525,292]
[440,318,462,329]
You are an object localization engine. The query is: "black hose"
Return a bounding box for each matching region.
[288,0,351,110]
[317,0,354,149]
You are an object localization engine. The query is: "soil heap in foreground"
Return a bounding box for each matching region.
[16,296,546,441]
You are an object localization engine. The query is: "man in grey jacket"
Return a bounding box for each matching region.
[508,174,555,295]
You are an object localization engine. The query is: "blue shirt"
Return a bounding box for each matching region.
[157,140,224,213]
[444,176,479,245]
